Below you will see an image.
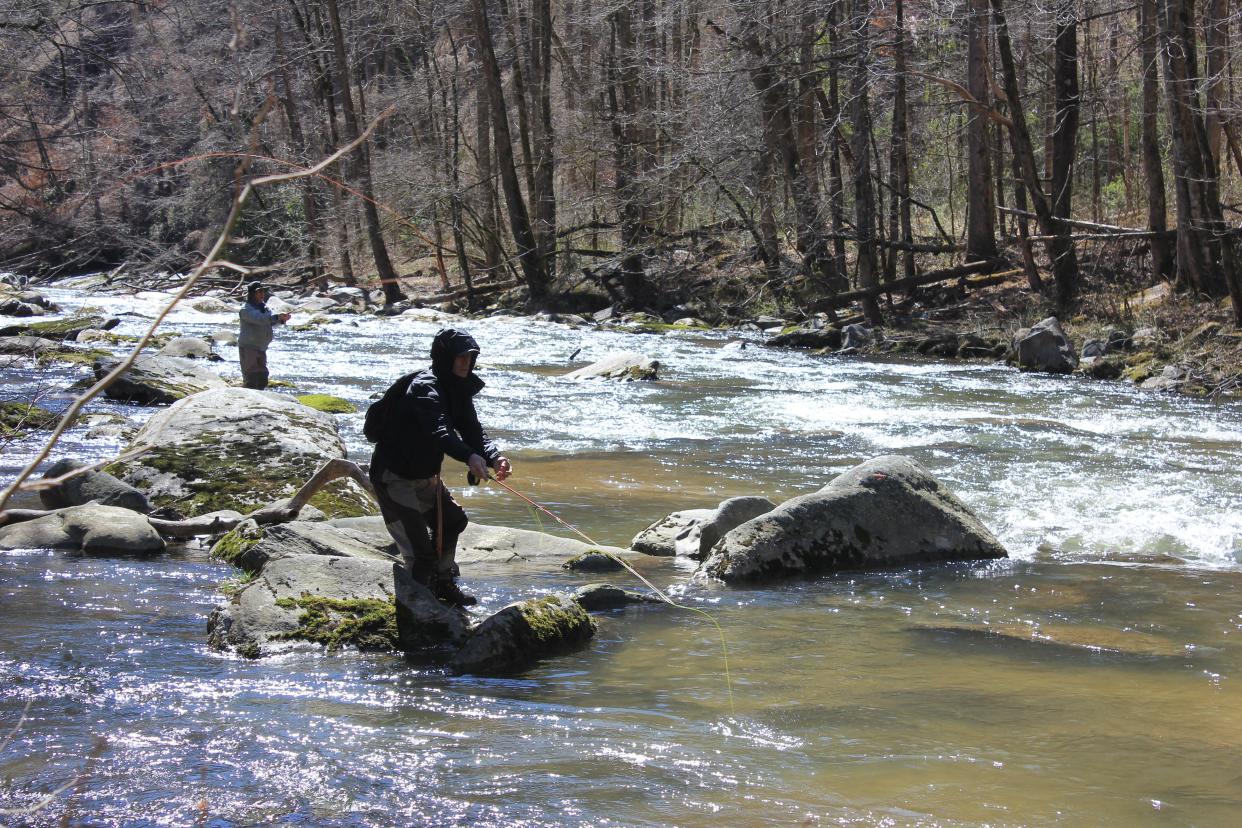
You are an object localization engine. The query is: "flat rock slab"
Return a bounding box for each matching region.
[0,504,165,553]
[454,522,629,564]
[700,455,1007,583]
[94,354,228,404]
[211,518,397,572]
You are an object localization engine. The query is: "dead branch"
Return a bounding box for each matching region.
[1,459,377,538]
[0,109,393,515]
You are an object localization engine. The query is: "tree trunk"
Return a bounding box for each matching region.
[850,0,882,324]
[889,0,915,282]
[324,0,403,303]
[966,0,998,260]
[472,0,551,304]
[992,0,1079,308]
[1139,0,1175,280]
[1159,0,1242,317]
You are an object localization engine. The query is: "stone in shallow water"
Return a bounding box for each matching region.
[699,455,1007,583]
[908,622,1187,658]
[450,593,596,676]
[0,504,165,554]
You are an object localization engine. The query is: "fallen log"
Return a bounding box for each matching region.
[424,278,519,304]
[812,259,1008,311]
[0,459,377,539]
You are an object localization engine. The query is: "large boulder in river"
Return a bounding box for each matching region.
[93,354,228,404]
[1013,317,1078,374]
[564,352,659,381]
[107,388,374,518]
[38,458,152,513]
[699,456,1007,583]
[449,593,595,676]
[0,504,165,553]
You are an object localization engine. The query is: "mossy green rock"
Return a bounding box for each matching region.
[93,354,228,404]
[108,388,375,518]
[296,394,357,414]
[207,555,399,657]
[563,549,625,572]
[0,401,59,432]
[450,593,596,675]
[0,312,117,340]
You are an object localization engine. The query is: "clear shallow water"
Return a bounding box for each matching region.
[2,285,1242,825]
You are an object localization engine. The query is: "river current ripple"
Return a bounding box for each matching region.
[2,285,1241,825]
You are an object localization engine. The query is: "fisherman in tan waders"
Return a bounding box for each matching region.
[365,328,512,607]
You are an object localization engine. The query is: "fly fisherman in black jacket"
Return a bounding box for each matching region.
[368,328,512,607]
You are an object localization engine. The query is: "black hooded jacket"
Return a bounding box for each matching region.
[370,328,502,479]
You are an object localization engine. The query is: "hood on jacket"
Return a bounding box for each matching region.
[430,328,481,379]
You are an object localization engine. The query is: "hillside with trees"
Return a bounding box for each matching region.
[3,0,1241,326]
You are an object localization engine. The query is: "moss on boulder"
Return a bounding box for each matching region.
[108,388,375,518]
[450,593,596,675]
[296,394,357,414]
[273,594,398,651]
[0,401,59,434]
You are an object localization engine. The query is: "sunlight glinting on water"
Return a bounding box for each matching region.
[5,283,1242,825]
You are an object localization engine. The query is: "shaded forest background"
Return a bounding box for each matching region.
[3,0,1242,323]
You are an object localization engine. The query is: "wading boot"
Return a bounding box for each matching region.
[434,577,477,607]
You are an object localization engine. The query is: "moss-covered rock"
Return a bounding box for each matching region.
[296,394,357,414]
[563,549,625,572]
[273,594,398,651]
[210,520,266,568]
[0,312,118,340]
[207,555,400,657]
[450,593,596,675]
[0,401,59,432]
[107,388,376,518]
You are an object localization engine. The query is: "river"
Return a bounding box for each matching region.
[2,284,1241,825]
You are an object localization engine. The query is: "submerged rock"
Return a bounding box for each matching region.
[450,593,596,676]
[0,503,165,554]
[908,622,1186,658]
[107,387,375,518]
[572,583,663,611]
[93,354,228,404]
[699,455,1007,583]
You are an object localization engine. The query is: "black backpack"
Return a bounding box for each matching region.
[363,372,417,443]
